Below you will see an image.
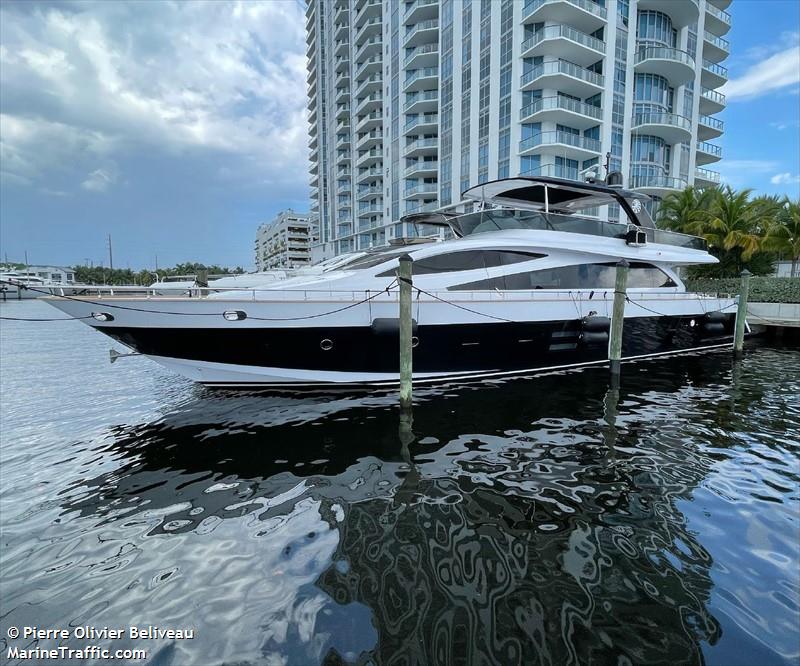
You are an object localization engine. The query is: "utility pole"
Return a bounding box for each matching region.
[107,234,114,271]
[24,250,28,267]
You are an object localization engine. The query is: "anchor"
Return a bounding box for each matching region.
[109,349,141,364]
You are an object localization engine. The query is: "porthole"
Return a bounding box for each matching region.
[223,310,247,321]
[411,336,420,348]
[320,338,334,351]
[689,319,696,327]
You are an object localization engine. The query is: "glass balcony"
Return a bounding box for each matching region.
[520,95,602,130]
[631,111,692,144]
[521,24,605,65]
[519,131,601,159]
[634,45,695,85]
[520,59,604,97]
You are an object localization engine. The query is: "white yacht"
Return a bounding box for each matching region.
[0,271,48,300]
[44,177,739,388]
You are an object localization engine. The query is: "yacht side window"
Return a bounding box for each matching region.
[447,262,676,290]
[375,250,545,276]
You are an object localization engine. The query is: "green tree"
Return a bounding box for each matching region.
[762,199,800,277]
[657,186,716,232]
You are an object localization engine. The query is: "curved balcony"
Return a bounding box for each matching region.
[521,96,602,130]
[709,0,731,9]
[354,0,381,27]
[520,58,604,97]
[634,46,695,85]
[403,67,439,92]
[519,131,601,161]
[405,0,438,23]
[336,151,351,166]
[405,201,439,215]
[358,203,383,217]
[630,174,688,195]
[404,90,439,113]
[357,185,382,201]
[356,110,383,132]
[701,59,728,89]
[700,87,726,115]
[631,111,692,144]
[696,141,722,165]
[404,137,439,157]
[334,39,349,58]
[355,73,382,98]
[357,166,383,184]
[520,24,605,66]
[335,103,350,120]
[356,148,382,168]
[355,55,382,79]
[697,114,723,141]
[355,92,383,115]
[404,113,439,134]
[521,0,607,34]
[404,183,438,199]
[354,35,382,61]
[334,54,350,74]
[404,19,439,47]
[703,31,729,63]
[637,0,698,29]
[405,160,439,177]
[404,43,439,69]
[695,168,721,188]
[356,129,382,151]
[355,17,382,45]
[705,3,731,36]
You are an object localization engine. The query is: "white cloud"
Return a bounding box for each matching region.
[716,160,780,188]
[723,31,800,101]
[81,166,117,192]
[0,1,309,195]
[770,172,800,186]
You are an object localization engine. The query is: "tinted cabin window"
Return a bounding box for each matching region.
[448,262,675,290]
[376,250,545,276]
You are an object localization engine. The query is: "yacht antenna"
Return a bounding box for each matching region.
[544,185,549,214]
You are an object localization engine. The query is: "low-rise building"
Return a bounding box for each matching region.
[255,210,316,271]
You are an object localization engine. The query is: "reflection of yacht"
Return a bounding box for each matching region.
[0,271,47,299]
[44,177,739,387]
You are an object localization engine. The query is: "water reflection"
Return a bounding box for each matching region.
[4,349,799,665]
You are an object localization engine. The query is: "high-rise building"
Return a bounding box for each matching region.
[255,209,316,270]
[306,0,728,259]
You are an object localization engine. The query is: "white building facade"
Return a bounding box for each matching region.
[255,210,316,270]
[306,0,728,258]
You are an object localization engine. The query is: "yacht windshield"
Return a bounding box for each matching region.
[448,209,707,251]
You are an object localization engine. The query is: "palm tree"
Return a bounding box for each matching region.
[656,186,715,232]
[686,186,767,269]
[762,199,800,277]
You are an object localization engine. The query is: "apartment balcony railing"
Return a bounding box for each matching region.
[695,167,721,184]
[354,36,382,61]
[355,73,382,98]
[405,0,438,18]
[355,0,381,25]
[404,137,439,153]
[705,3,731,26]
[357,166,384,182]
[358,204,384,216]
[635,45,695,71]
[355,92,383,114]
[519,131,601,154]
[520,58,604,90]
[700,87,726,110]
[404,184,439,197]
[522,0,607,23]
[697,141,722,158]
[405,161,439,176]
[337,182,351,194]
[521,24,605,57]
[357,186,383,198]
[356,111,383,131]
[404,113,439,132]
[521,96,602,122]
[405,202,439,214]
[702,58,728,80]
[629,174,689,191]
[404,90,439,111]
[354,16,382,43]
[354,55,382,79]
[404,19,439,46]
[632,111,691,131]
[404,43,439,67]
[703,30,729,53]
[698,115,724,132]
[404,67,439,90]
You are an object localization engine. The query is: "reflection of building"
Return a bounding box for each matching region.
[254,209,315,270]
[305,0,730,259]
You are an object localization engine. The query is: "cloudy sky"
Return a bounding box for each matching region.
[1,0,799,270]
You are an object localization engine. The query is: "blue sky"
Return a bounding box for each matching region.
[1,0,798,271]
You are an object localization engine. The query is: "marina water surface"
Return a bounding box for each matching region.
[1,300,798,665]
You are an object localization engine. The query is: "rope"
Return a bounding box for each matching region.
[0,279,398,322]
[624,295,738,318]
[407,283,516,323]
[0,315,95,322]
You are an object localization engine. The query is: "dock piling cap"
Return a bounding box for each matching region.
[617,259,630,268]
[398,254,414,263]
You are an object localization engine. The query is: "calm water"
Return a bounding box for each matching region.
[1,299,798,666]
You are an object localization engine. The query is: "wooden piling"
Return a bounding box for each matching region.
[398,254,413,409]
[733,269,751,357]
[609,259,629,376]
